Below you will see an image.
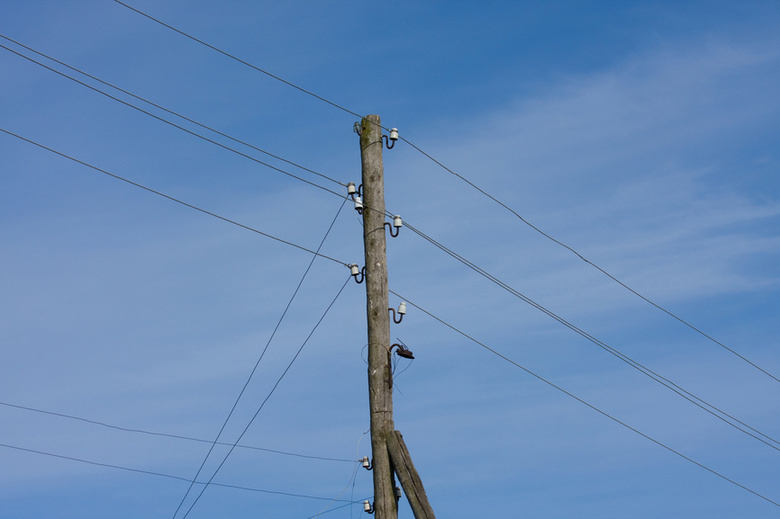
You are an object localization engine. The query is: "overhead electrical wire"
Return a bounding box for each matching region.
[109,0,779,384]
[172,199,348,519]
[396,138,780,386]
[2,128,369,510]
[6,116,775,499]
[0,37,394,240]
[10,4,775,508]
[0,34,345,190]
[0,128,349,268]
[112,0,364,121]
[4,135,769,514]
[1,34,381,262]
[177,275,353,519]
[0,41,346,201]
[388,290,780,509]
[0,441,358,504]
[400,220,780,452]
[0,400,355,463]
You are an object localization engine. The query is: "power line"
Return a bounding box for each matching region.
[7,115,775,493]
[107,1,778,384]
[0,127,349,267]
[0,400,355,463]
[11,7,775,507]
[112,0,364,121]
[346,131,780,450]
[178,275,353,519]
[388,289,780,509]
[0,41,346,200]
[0,37,391,239]
[397,138,780,385]
[172,199,348,518]
[0,441,358,503]
[0,34,346,190]
[401,221,780,452]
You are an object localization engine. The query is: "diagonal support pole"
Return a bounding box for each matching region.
[387,430,436,519]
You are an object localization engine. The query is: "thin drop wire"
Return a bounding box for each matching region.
[0,442,355,502]
[393,358,413,381]
[389,355,404,395]
[388,350,413,389]
[0,400,356,463]
[0,128,349,267]
[308,430,369,518]
[389,290,780,509]
[349,429,370,519]
[349,428,372,519]
[402,221,780,450]
[0,34,345,188]
[179,275,353,519]
[107,0,777,385]
[307,500,364,519]
[171,199,348,519]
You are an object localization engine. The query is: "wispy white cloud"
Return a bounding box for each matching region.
[394,37,780,323]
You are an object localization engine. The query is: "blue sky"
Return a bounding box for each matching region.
[1,1,779,517]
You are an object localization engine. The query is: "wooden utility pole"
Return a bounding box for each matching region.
[359,114,397,519]
[359,114,435,519]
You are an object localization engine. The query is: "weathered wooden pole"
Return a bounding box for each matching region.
[359,114,397,519]
[388,430,437,519]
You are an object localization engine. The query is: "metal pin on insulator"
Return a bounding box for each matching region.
[383,128,399,149]
[349,264,366,284]
[390,302,407,324]
[385,215,402,237]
